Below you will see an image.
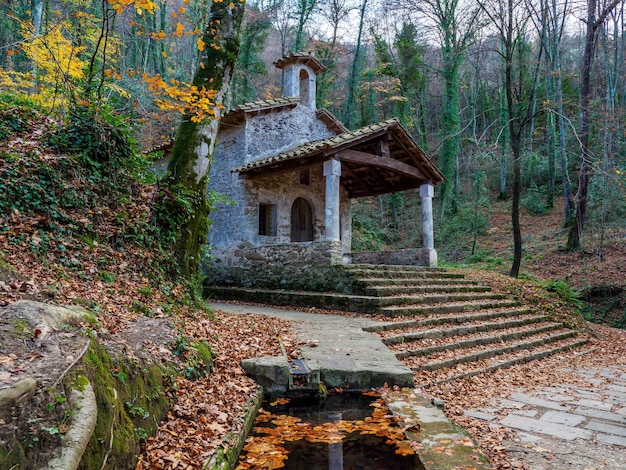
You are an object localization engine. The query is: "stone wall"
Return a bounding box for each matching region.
[245,105,332,161]
[208,103,339,253]
[203,240,355,293]
[346,248,437,267]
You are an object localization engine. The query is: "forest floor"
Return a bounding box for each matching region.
[460,200,626,328]
[481,200,625,291]
[1,113,625,468]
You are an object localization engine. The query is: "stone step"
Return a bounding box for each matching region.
[357,278,481,287]
[345,268,466,280]
[393,321,563,359]
[365,307,534,333]
[346,264,449,273]
[204,287,386,313]
[375,292,507,308]
[363,284,492,297]
[380,299,523,318]
[383,314,550,345]
[418,337,590,385]
[408,330,579,372]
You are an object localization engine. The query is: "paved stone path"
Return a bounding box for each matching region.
[465,366,626,469]
[211,302,413,388]
[212,301,625,469]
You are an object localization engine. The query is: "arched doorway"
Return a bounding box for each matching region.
[291,197,313,242]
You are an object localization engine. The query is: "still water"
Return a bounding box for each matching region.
[237,393,421,470]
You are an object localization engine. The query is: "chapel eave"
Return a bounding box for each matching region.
[234,119,443,198]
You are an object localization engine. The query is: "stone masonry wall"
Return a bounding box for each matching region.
[208,103,336,253]
[203,240,355,293]
[346,248,434,267]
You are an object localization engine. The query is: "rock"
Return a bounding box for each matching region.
[241,356,290,396]
[432,397,445,410]
[0,378,37,408]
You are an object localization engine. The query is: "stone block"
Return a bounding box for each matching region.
[539,410,586,426]
[596,433,626,447]
[608,384,626,394]
[574,406,626,424]
[240,356,290,396]
[568,398,613,412]
[536,392,574,402]
[511,409,538,418]
[585,420,626,437]
[510,393,572,411]
[499,414,593,440]
[498,398,527,409]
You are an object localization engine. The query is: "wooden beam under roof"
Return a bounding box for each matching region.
[338,150,426,181]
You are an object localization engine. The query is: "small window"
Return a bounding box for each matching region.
[299,168,311,185]
[258,203,277,236]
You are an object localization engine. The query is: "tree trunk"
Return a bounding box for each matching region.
[439,29,462,210]
[343,0,368,128]
[549,0,575,224]
[157,0,245,279]
[566,0,623,250]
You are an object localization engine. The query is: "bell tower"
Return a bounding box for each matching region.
[275,52,325,110]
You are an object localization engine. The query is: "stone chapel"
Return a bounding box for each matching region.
[203,53,443,291]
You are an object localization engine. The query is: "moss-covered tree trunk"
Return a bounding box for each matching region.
[158,0,245,279]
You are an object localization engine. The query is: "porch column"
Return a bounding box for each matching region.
[420,183,437,266]
[420,183,434,249]
[324,158,341,240]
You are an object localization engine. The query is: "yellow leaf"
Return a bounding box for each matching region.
[161,51,167,57]
[197,39,205,51]
[229,2,234,7]
[175,22,184,37]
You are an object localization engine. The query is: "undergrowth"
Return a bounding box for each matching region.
[0,93,207,310]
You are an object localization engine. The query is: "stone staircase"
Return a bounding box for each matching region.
[350,264,589,384]
[206,264,589,383]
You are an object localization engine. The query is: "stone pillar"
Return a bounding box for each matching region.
[282,64,298,98]
[420,183,437,266]
[420,183,434,249]
[324,159,341,241]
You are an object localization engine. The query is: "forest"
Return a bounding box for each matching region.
[1,1,626,468]
[2,0,625,278]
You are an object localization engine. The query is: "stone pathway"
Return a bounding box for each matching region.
[465,366,626,469]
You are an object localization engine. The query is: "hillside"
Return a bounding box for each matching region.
[1,102,624,469]
[469,200,626,328]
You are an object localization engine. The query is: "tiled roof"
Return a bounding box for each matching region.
[234,97,300,111]
[221,97,299,126]
[234,119,401,173]
[274,52,326,73]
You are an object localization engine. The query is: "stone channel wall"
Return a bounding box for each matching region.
[203,240,355,293]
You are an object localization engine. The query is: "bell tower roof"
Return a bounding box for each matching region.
[274,52,326,73]
[274,52,324,110]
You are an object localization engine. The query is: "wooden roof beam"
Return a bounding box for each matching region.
[338,149,426,181]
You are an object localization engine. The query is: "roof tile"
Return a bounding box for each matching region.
[233,119,404,173]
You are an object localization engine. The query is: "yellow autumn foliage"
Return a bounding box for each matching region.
[143,73,220,122]
[108,0,157,15]
[21,23,88,82]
